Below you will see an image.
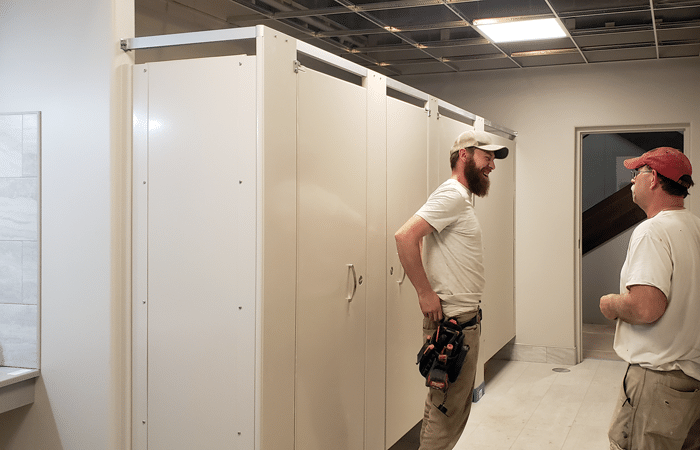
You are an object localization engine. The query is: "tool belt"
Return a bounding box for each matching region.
[416,313,475,393]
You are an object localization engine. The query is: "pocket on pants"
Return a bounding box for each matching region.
[644,384,700,440]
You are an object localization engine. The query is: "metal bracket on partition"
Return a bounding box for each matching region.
[293,60,305,74]
[484,118,518,138]
[475,117,485,132]
[425,104,432,117]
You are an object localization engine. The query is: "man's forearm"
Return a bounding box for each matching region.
[395,215,443,320]
[395,237,432,296]
[600,286,667,325]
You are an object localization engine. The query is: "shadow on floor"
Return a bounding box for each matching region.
[389,421,421,450]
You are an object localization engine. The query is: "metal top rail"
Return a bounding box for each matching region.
[121,26,517,139]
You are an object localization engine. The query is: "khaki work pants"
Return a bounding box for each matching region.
[419,310,481,450]
[609,364,700,450]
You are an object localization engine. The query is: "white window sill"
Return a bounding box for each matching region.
[0,367,40,414]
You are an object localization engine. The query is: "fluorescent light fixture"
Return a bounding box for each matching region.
[474,17,566,43]
[511,48,578,58]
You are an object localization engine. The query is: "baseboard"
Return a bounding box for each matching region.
[492,342,577,365]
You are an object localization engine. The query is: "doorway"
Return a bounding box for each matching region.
[575,126,687,362]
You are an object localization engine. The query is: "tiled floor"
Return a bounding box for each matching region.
[391,323,627,450]
[454,357,628,450]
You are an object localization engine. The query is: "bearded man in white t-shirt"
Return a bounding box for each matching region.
[600,147,700,450]
[395,130,508,450]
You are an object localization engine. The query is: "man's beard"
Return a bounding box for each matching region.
[464,156,490,197]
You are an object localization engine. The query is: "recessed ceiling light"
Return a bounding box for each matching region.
[473,17,567,43]
[511,48,578,58]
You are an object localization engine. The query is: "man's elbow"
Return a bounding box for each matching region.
[395,227,409,245]
[628,285,668,324]
[634,297,667,324]
[640,303,667,324]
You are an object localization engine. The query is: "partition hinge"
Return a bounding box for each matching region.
[293,60,305,73]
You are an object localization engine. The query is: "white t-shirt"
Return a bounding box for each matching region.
[415,178,484,318]
[614,209,700,380]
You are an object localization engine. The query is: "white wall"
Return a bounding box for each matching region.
[400,58,700,351]
[0,0,133,448]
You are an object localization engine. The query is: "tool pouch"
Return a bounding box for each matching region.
[417,318,469,392]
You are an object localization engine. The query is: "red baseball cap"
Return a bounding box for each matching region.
[624,147,692,187]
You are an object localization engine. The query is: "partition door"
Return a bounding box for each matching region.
[296,68,368,450]
[385,97,429,447]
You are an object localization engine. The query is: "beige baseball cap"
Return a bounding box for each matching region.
[450,130,508,159]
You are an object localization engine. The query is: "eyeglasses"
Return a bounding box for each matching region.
[631,168,653,179]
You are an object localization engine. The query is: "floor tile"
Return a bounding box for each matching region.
[450,358,628,450]
[510,425,571,450]
[561,423,611,450]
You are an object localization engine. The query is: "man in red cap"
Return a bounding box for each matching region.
[600,147,700,450]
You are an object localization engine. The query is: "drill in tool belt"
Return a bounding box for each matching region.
[417,318,469,392]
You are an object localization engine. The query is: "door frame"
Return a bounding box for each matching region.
[574,123,691,363]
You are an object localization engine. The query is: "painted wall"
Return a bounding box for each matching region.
[400,58,700,351]
[0,0,133,448]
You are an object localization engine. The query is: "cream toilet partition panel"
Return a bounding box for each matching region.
[385,95,430,446]
[129,25,516,450]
